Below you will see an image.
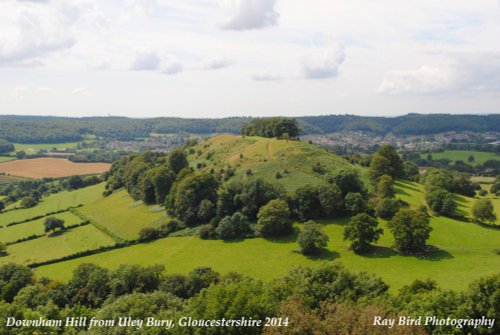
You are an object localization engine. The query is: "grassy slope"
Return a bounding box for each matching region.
[0,183,105,224]
[76,190,169,240]
[420,150,498,165]
[0,211,83,243]
[1,224,115,265]
[0,157,15,163]
[36,181,500,292]
[189,135,361,192]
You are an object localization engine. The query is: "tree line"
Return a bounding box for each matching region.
[0,261,498,334]
[2,113,499,143]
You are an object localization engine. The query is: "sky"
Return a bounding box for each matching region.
[1,0,500,118]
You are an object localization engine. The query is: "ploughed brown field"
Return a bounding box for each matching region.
[0,158,111,179]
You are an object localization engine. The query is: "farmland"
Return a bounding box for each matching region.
[1,224,115,265]
[35,181,500,292]
[0,157,110,178]
[0,211,83,243]
[12,141,82,154]
[0,183,105,223]
[0,175,29,185]
[76,190,169,240]
[0,157,15,163]
[420,150,498,165]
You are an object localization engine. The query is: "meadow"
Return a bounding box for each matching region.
[0,157,15,163]
[0,175,29,185]
[0,211,83,243]
[0,158,110,179]
[35,181,500,292]
[0,183,105,224]
[12,142,82,154]
[1,224,115,265]
[76,190,169,240]
[420,150,498,165]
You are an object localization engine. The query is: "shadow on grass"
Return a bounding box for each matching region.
[416,248,454,261]
[47,230,65,238]
[473,220,500,230]
[303,249,340,261]
[265,232,298,244]
[395,188,411,197]
[358,245,397,259]
[395,181,420,193]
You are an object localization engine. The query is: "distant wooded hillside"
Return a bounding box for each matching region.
[0,114,499,143]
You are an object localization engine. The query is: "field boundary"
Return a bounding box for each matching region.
[70,208,126,243]
[5,206,83,227]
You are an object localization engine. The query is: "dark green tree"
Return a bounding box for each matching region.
[173,172,218,226]
[43,217,65,233]
[257,199,292,237]
[344,192,367,215]
[215,212,251,240]
[343,213,383,252]
[388,209,432,254]
[375,198,400,219]
[426,189,457,216]
[168,149,188,174]
[297,220,329,255]
[472,199,497,224]
[376,174,394,199]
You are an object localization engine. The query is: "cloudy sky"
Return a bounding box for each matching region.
[1,0,500,118]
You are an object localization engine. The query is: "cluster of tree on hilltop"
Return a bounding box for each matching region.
[0,261,498,335]
[241,117,300,139]
[1,113,499,143]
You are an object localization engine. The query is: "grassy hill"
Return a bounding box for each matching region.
[189,135,362,192]
[35,181,500,292]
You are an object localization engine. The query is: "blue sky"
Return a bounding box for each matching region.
[0,0,499,118]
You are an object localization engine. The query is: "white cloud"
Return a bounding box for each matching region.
[220,0,279,30]
[300,45,345,79]
[36,87,50,93]
[161,59,183,75]
[377,54,500,95]
[252,71,282,81]
[72,88,88,95]
[202,57,235,70]
[0,5,75,65]
[130,50,160,71]
[12,86,30,99]
[377,66,456,95]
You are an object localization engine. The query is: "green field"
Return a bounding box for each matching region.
[0,175,29,184]
[0,183,105,224]
[36,181,500,292]
[0,211,83,243]
[76,190,169,240]
[13,142,81,154]
[0,224,115,265]
[190,135,362,192]
[420,150,499,165]
[0,157,15,162]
